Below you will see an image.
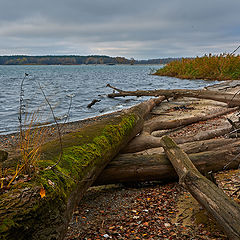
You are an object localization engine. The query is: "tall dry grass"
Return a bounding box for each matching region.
[4,74,53,188]
[1,74,72,190]
[6,111,49,187]
[154,54,240,80]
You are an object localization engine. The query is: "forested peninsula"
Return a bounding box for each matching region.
[0,55,178,65]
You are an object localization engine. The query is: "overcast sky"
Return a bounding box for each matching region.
[0,0,240,59]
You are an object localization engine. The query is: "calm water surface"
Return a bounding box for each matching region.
[0,65,219,134]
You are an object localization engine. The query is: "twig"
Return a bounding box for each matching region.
[227,89,240,107]
[87,99,101,108]
[64,94,74,124]
[227,118,239,138]
[227,118,238,129]
[101,220,105,228]
[38,82,63,170]
[19,73,29,145]
[231,187,240,197]
[106,83,123,93]
[230,44,240,55]
[227,128,240,135]
[223,152,240,170]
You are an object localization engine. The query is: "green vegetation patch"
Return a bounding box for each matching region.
[154,54,240,81]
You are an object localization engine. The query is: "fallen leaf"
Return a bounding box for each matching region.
[40,187,46,198]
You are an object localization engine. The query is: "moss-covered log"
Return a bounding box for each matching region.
[95,139,240,185]
[0,97,164,240]
[161,136,240,240]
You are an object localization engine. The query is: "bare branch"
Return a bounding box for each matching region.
[230,44,240,55]
[106,83,124,93]
[19,73,28,144]
[38,82,63,170]
[87,99,101,108]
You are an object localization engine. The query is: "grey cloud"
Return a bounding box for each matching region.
[0,0,240,58]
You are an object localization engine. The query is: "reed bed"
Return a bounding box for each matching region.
[154,54,240,80]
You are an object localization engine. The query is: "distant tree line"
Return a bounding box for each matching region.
[136,58,181,64]
[0,55,179,65]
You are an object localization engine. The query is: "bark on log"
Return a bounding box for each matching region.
[160,136,240,240]
[95,139,240,185]
[107,85,240,107]
[0,97,164,240]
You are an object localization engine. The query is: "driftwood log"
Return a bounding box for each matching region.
[143,107,237,134]
[95,138,240,185]
[123,111,234,153]
[161,136,240,240]
[0,96,164,240]
[87,99,101,108]
[107,84,240,107]
[107,84,239,153]
[123,126,233,153]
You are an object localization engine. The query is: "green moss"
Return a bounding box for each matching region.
[37,114,137,197]
[0,219,15,233]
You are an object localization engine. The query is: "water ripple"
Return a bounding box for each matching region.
[0,65,218,134]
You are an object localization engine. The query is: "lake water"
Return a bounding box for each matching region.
[0,65,219,134]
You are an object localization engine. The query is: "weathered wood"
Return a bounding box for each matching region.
[160,136,240,240]
[123,126,231,153]
[142,138,238,155]
[0,97,164,240]
[143,107,237,134]
[122,105,236,153]
[107,85,240,107]
[173,126,231,144]
[95,139,240,185]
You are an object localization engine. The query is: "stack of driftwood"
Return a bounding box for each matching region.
[1,82,240,240]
